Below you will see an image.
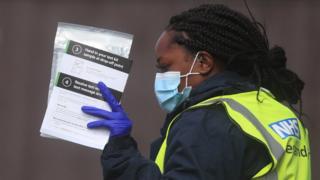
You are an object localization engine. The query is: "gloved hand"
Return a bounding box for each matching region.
[81,81,132,137]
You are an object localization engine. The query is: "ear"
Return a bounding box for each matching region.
[195,51,216,75]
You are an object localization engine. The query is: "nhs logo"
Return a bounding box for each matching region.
[269,118,300,139]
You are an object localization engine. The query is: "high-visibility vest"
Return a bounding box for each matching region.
[155,89,311,179]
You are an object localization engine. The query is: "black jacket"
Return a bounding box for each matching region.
[101,71,271,180]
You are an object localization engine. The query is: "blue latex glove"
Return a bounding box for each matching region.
[81,82,132,137]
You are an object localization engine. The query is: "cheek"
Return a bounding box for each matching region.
[167,56,191,73]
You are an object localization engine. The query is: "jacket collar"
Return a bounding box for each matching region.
[160,71,256,136]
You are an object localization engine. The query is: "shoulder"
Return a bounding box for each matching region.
[167,103,244,146]
[171,104,238,136]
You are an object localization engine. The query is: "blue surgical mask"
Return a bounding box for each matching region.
[154,52,201,112]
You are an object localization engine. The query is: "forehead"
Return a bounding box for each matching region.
[154,30,191,59]
[154,31,175,55]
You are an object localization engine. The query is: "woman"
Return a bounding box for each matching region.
[82,4,311,180]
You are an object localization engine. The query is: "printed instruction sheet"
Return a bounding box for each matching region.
[40,40,132,150]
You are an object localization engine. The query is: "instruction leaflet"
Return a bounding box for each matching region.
[40,40,132,150]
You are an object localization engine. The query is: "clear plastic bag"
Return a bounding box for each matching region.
[42,22,133,140]
[48,22,133,100]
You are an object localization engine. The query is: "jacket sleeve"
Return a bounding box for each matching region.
[101,105,270,180]
[101,135,162,180]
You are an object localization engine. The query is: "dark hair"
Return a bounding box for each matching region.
[167,4,304,106]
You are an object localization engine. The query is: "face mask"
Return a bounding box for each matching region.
[154,52,200,112]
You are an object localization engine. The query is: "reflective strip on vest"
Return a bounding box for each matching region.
[202,98,284,161]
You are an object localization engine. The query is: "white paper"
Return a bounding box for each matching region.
[41,86,111,149]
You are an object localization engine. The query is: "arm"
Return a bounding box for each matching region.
[100,136,162,180]
[100,106,269,180]
[83,82,269,180]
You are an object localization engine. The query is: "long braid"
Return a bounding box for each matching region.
[167,4,305,107]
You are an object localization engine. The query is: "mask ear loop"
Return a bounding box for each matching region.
[181,52,201,88]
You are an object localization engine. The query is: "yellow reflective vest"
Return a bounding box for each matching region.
[155,89,311,179]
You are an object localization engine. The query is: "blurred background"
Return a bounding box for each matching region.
[0,0,319,179]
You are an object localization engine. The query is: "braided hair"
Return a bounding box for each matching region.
[167,4,304,106]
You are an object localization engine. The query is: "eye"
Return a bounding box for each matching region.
[156,63,169,73]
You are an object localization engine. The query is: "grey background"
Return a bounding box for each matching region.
[0,0,319,179]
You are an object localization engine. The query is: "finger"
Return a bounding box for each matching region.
[87,120,112,129]
[82,106,115,119]
[98,81,123,112]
